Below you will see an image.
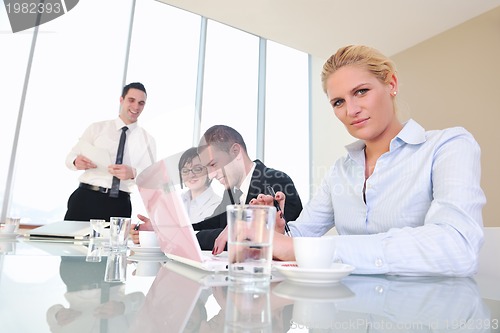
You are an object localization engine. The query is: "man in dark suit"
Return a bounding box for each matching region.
[130,125,302,251]
[194,125,303,250]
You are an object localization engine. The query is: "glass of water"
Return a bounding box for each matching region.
[109,217,131,252]
[226,205,276,284]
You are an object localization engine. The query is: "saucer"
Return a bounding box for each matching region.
[273,280,355,302]
[129,246,163,256]
[128,253,169,262]
[275,263,355,284]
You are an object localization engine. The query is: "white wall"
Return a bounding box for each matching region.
[309,57,354,197]
[392,7,500,227]
[308,7,500,227]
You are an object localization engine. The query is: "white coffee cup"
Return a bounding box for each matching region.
[293,236,336,269]
[139,230,159,247]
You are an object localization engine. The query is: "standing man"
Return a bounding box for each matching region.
[194,125,303,250]
[64,82,156,222]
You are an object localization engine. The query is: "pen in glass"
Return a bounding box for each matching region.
[266,186,292,237]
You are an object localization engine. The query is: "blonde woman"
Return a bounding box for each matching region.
[253,45,485,277]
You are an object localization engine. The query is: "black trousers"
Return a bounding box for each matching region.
[64,186,132,222]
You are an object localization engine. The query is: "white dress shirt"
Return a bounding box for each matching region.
[65,118,156,193]
[236,162,256,204]
[290,119,486,276]
[181,186,222,223]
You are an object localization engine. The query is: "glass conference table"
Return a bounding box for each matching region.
[0,235,499,333]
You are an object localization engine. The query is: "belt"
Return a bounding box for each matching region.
[79,183,129,196]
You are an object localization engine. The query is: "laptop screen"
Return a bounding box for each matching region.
[136,155,208,264]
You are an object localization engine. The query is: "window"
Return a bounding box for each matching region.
[264,41,310,200]
[127,1,200,158]
[0,6,33,219]
[126,1,202,215]
[200,20,260,158]
[2,2,310,225]
[8,0,133,223]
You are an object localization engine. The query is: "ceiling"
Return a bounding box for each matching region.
[157,0,500,59]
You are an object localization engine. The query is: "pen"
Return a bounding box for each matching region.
[266,186,292,237]
[134,221,141,231]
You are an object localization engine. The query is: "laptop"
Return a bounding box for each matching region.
[24,220,94,240]
[136,155,229,272]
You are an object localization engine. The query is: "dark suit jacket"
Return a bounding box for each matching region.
[194,159,303,250]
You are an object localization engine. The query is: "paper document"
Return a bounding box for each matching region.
[78,140,112,172]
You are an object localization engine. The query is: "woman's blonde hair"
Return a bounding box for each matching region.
[321,45,397,94]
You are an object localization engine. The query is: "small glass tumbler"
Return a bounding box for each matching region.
[109,217,131,252]
[89,219,106,239]
[1,217,21,234]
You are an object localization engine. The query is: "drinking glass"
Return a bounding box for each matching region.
[1,217,20,234]
[89,219,106,239]
[109,217,131,252]
[226,205,276,283]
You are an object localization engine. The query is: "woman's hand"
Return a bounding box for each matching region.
[249,191,287,234]
[272,232,295,261]
[129,214,153,244]
[212,226,228,255]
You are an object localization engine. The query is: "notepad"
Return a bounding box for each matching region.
[24,220,96,240]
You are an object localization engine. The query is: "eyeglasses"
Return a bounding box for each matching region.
[181,165,206,176]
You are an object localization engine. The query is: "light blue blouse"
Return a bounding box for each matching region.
[290,119,486,276]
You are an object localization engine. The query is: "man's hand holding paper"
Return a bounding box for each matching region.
[73,154,97,170]
[78,140,112,172]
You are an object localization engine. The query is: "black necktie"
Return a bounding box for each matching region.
[233,188,243,204]
[110,126,128,198]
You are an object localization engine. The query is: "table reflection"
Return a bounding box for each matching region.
[0,239,17,254]
[273,280,355,329]
[128,265,294,332]
[129,264,493,333]
[278,275,492,332]
[46,257,145,333]
[3,238,494,333]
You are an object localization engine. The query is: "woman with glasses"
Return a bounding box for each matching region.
[178,147,221,223]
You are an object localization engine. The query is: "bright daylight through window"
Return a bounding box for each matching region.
[0,0,309,225]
